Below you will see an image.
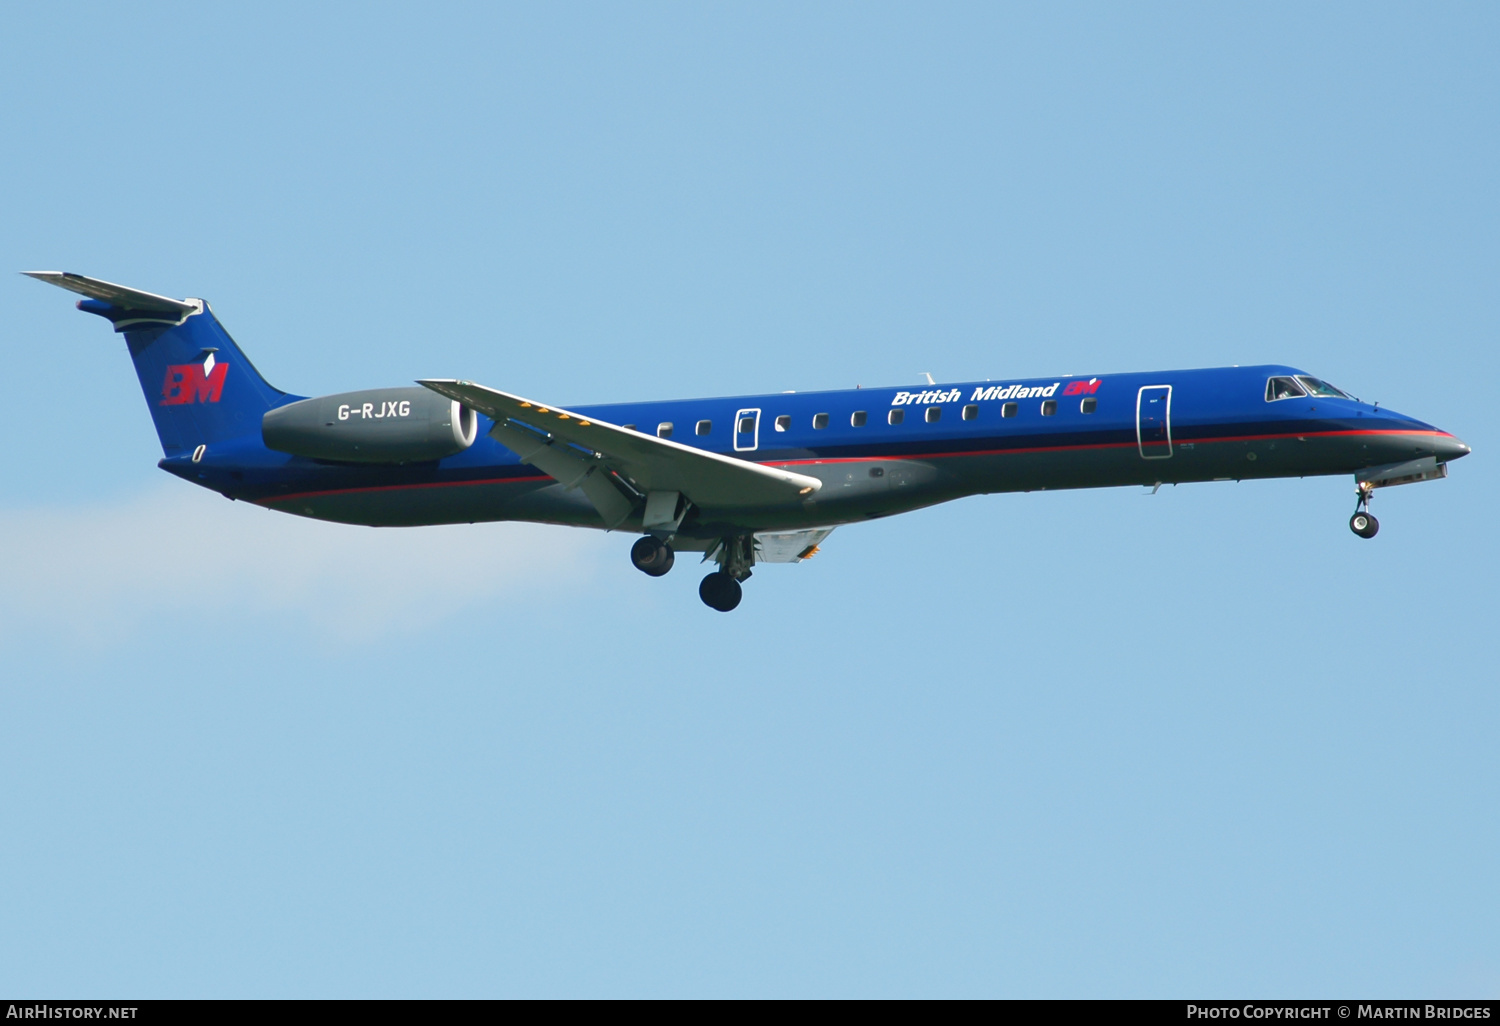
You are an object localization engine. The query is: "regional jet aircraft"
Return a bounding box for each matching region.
[28,272,1471,611]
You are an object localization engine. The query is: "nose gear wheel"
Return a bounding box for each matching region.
[1350,484,1379,539]
[1350,511,1379,538]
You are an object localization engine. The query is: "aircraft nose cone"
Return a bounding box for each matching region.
[1435,433,1471,461]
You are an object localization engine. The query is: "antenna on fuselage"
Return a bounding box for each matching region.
[922,372,935,385]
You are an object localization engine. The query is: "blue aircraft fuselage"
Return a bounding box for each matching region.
[171,364,1465,542]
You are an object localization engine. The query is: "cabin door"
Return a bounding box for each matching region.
[734,408,760,452]
[1136,385,1173,459]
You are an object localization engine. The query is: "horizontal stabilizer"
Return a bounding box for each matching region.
[23,271,198,317]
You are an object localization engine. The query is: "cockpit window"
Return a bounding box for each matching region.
[1266,376,1306,402]
[1295,376,1351,399]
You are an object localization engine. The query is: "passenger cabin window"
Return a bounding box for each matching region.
[1296,376,1351,399]
[1041,400,1057,416]
[622,424,636,431]
[737,416,755,434]
[1080,397,1097,414]
[888,409,905,425]
[775,414,791,432]
[851,410,867,427]
[657,422,673,438]
[925,406,941,423]
[1266,376,1306,402]
[696,420,712,436]
[813,413,830,429]
[1001,402,1018,418]
[962,404,978,421]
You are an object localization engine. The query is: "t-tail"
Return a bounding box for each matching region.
[25,271,286,456]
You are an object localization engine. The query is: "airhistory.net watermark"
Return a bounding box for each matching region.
[5,1007,138,1020]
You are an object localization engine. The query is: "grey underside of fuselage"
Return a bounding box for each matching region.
[262,432,1435,536]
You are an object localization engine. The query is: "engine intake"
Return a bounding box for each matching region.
[263,387,478,464]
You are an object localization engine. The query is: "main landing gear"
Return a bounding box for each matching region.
[629,533,754,611]
[630,535,674,576]
[1350,484,1379,539]
[700,535,754,613]
[699,571,742,612]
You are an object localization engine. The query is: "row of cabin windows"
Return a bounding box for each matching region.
[634,397,1098,438]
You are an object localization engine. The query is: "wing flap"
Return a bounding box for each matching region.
[418,379,822,510]
[489,418,635,528]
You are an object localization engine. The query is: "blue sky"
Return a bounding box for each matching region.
[1,2,1496,997]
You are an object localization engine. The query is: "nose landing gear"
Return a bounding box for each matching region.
[630,536,675,576]
[1350,484,1379,539]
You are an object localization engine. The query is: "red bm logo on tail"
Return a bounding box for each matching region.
[161,359,228,405]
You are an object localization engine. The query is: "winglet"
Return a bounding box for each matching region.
[23,271,199,318]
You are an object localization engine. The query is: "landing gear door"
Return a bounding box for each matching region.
[1136,385,1173,459]
[734,408,760,452]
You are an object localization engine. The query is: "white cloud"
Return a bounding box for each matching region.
[0,484,609,645]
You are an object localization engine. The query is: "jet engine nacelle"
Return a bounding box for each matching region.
[262,387,478,464]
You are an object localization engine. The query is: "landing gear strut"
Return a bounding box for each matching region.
[700,535,754,612]
[1350,484,1379,539]
[630,536,675,576]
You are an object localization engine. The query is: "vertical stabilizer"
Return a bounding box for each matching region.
[26,272,287,455]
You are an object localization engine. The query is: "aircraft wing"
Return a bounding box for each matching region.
[418,379,822,525]
[23,271,198,317]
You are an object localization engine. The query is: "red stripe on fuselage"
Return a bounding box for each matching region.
[770,428,1454,466]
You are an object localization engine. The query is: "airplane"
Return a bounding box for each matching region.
[26,271,1471,612]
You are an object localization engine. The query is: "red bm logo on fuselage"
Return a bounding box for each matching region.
[161,361,228,405]
[1062,378,1102,396]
